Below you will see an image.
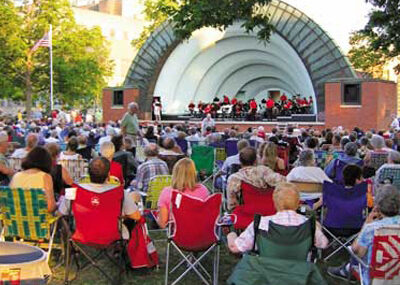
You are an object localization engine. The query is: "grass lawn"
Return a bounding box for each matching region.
[49,232,357,285]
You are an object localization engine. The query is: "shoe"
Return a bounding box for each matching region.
[327,264,357,283]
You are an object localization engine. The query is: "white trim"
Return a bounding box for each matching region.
[340,105,362,108]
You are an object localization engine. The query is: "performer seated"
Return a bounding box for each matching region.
[188,101,195,116]
[280,93,287,105]
[231,98,238,106]
[223,95,230,106]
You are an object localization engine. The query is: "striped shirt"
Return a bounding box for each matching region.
[134,158,169,192]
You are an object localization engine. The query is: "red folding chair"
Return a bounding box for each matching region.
[64,183,125,284]
[165,190,222,285]
[232,181,276,230]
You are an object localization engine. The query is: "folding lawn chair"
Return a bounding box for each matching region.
[228,214,326,285]
[165,190,222,285]
[314,150,327,169]
[225,140,238,157]
[145,175,172,209]
[175,138,189,155]
[191,145,216,189]
[59,159,88,182]
[0,187,59,263]
[321,181,368,261]
[349,225,400,285]
[375,166,400,190]
[232,182,276,230]
[64,183,125,284]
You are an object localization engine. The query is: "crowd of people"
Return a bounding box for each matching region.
[1,101,400,285]
[186,94,314,120]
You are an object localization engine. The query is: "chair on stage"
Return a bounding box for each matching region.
[165,190,222,285]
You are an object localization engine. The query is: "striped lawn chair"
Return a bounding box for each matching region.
[59,159,88,182]
[376,166,400,190]
[145,175,172,209]
[0,187,59,262]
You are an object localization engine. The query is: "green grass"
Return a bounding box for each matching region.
[49,232,356,285]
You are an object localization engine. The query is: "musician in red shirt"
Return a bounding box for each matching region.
[280,93,287,104]
[266,97,275,120]
[231,98,237,105]
[223,95,230,105]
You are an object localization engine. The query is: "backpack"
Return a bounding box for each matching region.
[127,217,159,269]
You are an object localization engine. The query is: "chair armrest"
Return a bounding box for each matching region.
[217,214,237,226]
[346,245,369,268]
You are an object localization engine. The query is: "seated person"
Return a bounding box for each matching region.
[10,146,56,212]
[374,150,400,188]
[287,150,332,184]
[328,185,400,284]
[325,142,363,181]
[260,142,285,174]
[227,182,328,253]
[11,133,38,159]
[314,164,363,210]
[60,136,82,160]
[130,144,169,193]
[0,132,14,185]
[159,137,185,173]
[227,147,286,211]
[112,135,138,185]
[58,157,140,221]
[156,158,209,228]
[221,140,249,175]
[100,141,124,185]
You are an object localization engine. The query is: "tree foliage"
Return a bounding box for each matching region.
[0,0,113,115]
[133,0,274,49]
[350,0,400,74]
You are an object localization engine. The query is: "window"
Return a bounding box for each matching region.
[112,90,123,106]
[342,83,361,105]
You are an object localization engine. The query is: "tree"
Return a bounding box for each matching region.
[133,0,274,49]
[358,0,400,72]
[348,31,388,78]
[0,0,113,117]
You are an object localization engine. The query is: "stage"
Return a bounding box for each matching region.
[140,119,326,132]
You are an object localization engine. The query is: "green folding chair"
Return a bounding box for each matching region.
[0,187,59,263]
[191,145,216,191]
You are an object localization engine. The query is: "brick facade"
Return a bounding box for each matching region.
[325,80,397,130]
[102,87,151,122]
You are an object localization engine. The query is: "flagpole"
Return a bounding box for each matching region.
[49,24,54,111]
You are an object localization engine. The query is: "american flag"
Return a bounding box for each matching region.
[31,32,51,52]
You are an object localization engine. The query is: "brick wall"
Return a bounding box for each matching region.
[103,87,149,122]
[325,80,397,130]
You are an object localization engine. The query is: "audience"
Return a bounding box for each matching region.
[60,136,82,160]
[261,142,285,173]
[100,141,124,185]
[11,133,38,158]
[0,132,14,184]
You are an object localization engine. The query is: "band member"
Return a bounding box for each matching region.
[280,93,288,104]
[204,104,212,115]
[248,99,257,121]
[213,96,220,103]
[266,97,275,120]
[188,101,195,116]
[152,98,162,121]
[231,98,238,106]
[198,100,204,116]
[223,95,230,105]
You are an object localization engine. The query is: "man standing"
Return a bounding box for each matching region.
[121,102,140,157]
[390,113,400,130]
[201,114,215,135]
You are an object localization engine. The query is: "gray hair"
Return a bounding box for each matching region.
[375,185,400,217]
[344,142,358,156]
[100,141,115,160]
[371,135,385,150]
[128,102,138,112]
[26,133,38,149]
[388,151,400,164]
[144,143,159,157]
[298,150,315,167]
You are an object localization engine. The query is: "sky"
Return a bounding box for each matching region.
[284,0,373,53]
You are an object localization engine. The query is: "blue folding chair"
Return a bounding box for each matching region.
[225,140,238,157]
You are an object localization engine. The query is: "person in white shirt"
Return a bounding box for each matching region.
[98,128,115,146]
[45,130,60,144]
[201,114,215,134]
[287,149,332,184]
[390,114,400,130]
[11,133,38,159]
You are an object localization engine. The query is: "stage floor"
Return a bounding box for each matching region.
[140,120,326,132]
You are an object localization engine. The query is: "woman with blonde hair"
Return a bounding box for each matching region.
[157,158,209,228]
[261,142,285,173]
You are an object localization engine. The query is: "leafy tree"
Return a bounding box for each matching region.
[133,0,274,49]
[0,0,113,117]
[356,0,400,72]
[348,32,388,78]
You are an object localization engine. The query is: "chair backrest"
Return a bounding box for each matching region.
[146,175,172,209]
[376,166,400,190]
[322,181,367,229]
[240,181,276,217]
[255,218,315,261]
[71,183,124,246]
[0,187,53,240]
[170,190,221,251]
[8,157,23,172]
[370,152,389,170]
[249,140,260,149]
[332,159,363,185]
[291,182,323,193]
[59,159,88,182]
[370,225,400,283]
[225,140,238,157]
[314,150,327,169]
[191,145,215,175]
[214,147,227,169]
[175,138,188,155]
